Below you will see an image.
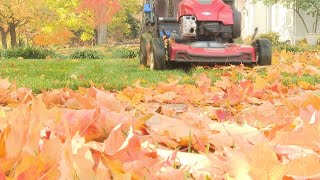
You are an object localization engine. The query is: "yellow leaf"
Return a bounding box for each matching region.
[271,54,280,65]
[0,157,17,174]
[265,68,281,82]
[14,154,46,179]
[247,144,284,180]
[117,91,143,105]
[133,114,153,130]
[116,91,132,103]
[0,110,6,118]
[285,154,320,177]
[101,154,126,178]
[131,93,143,105]
[297,81,313,90]
[0,127,10,158]
[254,75,268,90]
[302,94,320,110]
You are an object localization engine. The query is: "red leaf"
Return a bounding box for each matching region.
[0,171,5,180]
[215,109,232,121]
[196,73,211,93]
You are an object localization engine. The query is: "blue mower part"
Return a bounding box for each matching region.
[144,4,152,13]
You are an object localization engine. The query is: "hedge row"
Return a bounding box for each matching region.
[1,46,140,59]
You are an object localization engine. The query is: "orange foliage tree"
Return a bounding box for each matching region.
[78,0,122,44]
[0,0,50,48]
[33,29,75,46]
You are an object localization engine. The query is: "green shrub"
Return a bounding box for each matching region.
[69,49,103,59]
[258,32,280,44]
[273,42,304,53]
[234,37,244,44]
[1,46,60,59]
[112,47,139,59]
[296,38,308,47]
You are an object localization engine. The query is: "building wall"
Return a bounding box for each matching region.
[238,0,316,44]
[240,1,270,37]
[270,4,294,42]
[294,11,316,40]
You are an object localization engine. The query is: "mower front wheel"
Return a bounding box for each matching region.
[140,33,152,66]
[254,39,272,66]
[150,38,166,70]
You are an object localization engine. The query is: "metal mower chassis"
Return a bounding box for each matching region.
[169,42,257,64]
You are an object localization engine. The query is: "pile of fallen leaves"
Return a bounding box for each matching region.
[0,51,320,179]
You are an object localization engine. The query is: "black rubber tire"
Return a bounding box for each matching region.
[140,33,152,66]
[179,62,193,73]
[223,0,234,3]
[232,11,241,39]
[254,39,272,66]
[150,38,166,70]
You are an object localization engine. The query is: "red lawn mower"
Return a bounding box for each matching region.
[140,0,272,70]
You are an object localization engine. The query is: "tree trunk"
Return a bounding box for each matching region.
[96,25,107,45]
[94,28,98,45]
[0,27,8,49]
[293,8,310,33]
[9,24,17,48]
[315,12,319,33]
[18,36,24,47]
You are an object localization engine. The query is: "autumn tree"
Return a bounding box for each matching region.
[258,0,320,33]
[108,0,140,41]
[78,0,122,45]
[32,0,83,46]
[0,0,50,48]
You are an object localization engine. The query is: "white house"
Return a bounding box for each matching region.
[236,0,318,44]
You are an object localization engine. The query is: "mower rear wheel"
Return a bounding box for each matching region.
[150,38,166,70]
[254,39,272,66]
[223,0,235,8]
[232,11,241,39]
[140,33,152,66]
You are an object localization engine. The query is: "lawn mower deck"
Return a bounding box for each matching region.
[170,41,257,64]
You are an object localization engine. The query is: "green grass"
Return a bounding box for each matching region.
[0,58,221,93]
[282,73,320,86]
[0,57,319,93]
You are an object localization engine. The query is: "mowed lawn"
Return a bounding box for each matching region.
[0,57,319,93]
[0,58,220,93]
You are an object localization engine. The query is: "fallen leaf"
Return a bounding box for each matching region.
[247,144,284,179]
[285,154,320,177]
[196,73,211,93]
[0,79,11,90]
[0,127,10,158]
[254,75,268,90]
